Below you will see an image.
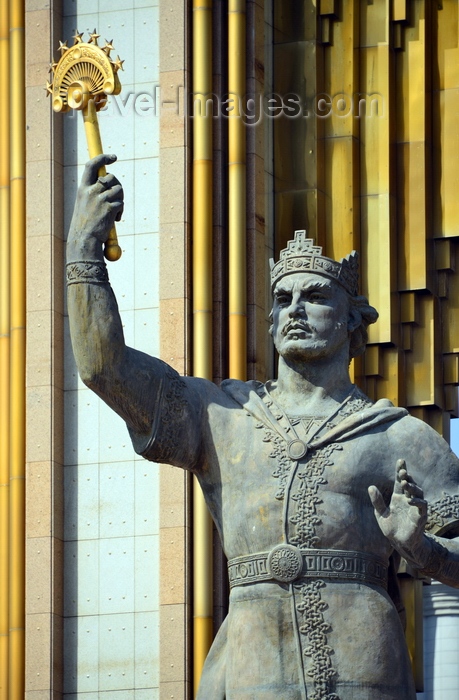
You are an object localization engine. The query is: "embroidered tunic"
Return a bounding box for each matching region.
[129,361,459,700]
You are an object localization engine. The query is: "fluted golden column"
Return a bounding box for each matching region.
[8,0,26,697]
[192,0,213,695]
[0,2,10,697]
[228,0,246,381]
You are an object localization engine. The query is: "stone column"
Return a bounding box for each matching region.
[417,581,459,699]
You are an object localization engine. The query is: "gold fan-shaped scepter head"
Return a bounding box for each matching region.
[48,30,122,113]
[47,31,124,261]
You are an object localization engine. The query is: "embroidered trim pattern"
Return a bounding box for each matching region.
[289,443,343,698]
[426,493,459,533]
[294,579,339,700]
[338,390,372,418]
[66,260,109,285]
[157,366,187,463]
[289,443,343,549]
[261,425,292,500]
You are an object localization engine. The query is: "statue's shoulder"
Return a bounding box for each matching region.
[219,378,264,407]
[383,406,457,471]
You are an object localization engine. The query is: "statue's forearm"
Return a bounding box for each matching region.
[404,533,459,588]
[66,234,157,436]
[67,259,126,385]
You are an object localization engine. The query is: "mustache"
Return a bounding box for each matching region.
[281,320,315,336]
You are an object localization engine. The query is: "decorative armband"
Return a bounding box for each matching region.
[66,260,109,286]
[426,493,459,536]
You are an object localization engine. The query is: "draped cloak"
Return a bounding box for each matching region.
[128,360,459,700]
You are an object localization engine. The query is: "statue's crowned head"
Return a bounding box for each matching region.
[269,230,360,297]
[269,230,378,360]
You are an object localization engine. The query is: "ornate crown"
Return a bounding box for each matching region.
[269,230,360,297]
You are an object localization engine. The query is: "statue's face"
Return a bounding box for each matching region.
[271,272,351,361]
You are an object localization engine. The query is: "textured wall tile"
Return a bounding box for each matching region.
[135,535,159,612]
[134,7,159,83]
[64,464,100,542]
[135,461,159,536]
[134,611,159,688]
[98,404,133,464]
[135,157,159,233]
[134,100,159,160]
[134,232,159,310]
[63,615,100,693]
[64,539,100,616]
[99,537,135,614]
[64,390,100,466]
[99,461,135,539]
[98,613,135,690]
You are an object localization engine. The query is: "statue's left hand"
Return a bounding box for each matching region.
[368,459,428,564]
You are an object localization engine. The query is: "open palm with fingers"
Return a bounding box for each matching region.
[368,459,428,564]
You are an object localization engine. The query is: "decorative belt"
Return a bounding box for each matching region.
[228,545,388,590]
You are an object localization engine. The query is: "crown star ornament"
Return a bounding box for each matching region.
[270,230,360,296]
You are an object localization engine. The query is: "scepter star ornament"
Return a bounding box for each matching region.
[47,30,124,261]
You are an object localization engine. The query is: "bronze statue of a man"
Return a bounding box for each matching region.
[67,154,459,700]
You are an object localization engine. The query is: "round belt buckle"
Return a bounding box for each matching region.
[267,544,303,583]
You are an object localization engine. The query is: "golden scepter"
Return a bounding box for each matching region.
[46,30,124,261]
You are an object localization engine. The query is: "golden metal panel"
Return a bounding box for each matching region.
[320,0,339,16]
[360,0,389,48]
[270,0,459,523]
[399,577,424,692]
[406,295,439,407]
[275,190,326,250]
[441,246,459,353]
[443,9,459,91]
[434,90,459,238]
[393,24,403,51]
[395,16,426,144]
[397,143,427,291]
[400,292,417,325]
[444,354,459,385]
[393,0,407,22]
[435,0,458,91]
[364,345,383,377]
[273,0,318,42]
[273,3,325,252]
[321,16,332,45]
[445,385,459,417]
[374,348,404,407]
[402,325,413,352]
[438,271,448,300]
[324,136,359,260]
[323,0,359,139]
[435,239,455,271]
[273,36,324,193]
[360,194,393,344]
[359,46,391,196]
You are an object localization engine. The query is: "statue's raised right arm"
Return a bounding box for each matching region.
[66,154,204,467]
